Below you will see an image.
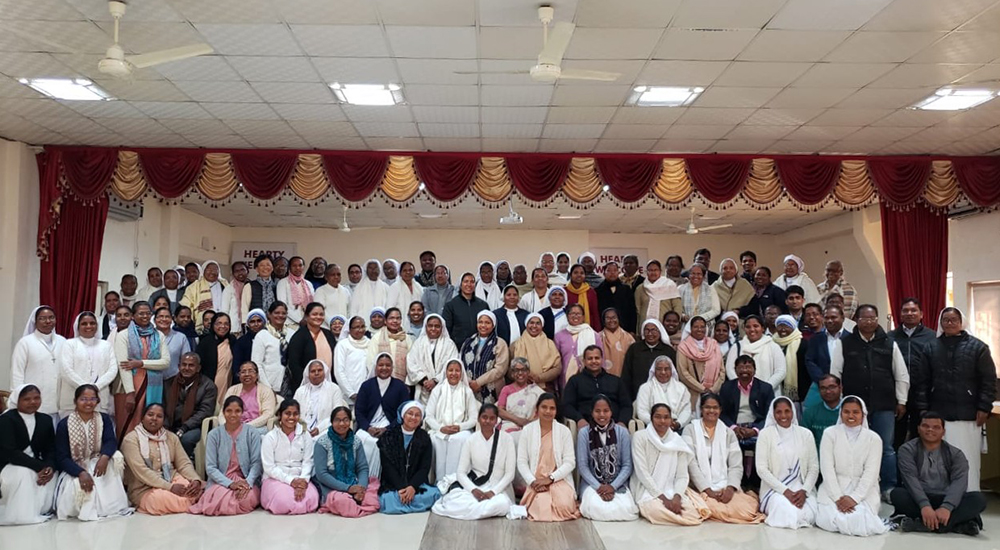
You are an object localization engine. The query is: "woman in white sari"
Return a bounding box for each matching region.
[406,314,460,404]
[333,316,372,405]
[55,384,131,521]
[59,312,117,417]
[432,403,516,520]
[725,315,786,393]
[518,268,551,313]
[293,360,346,439]
[635,356,691,430]
[425,360,478,481]
[349,259,391,324]
[387,261,424,333]
[630,403,709,526]
[816,396,888,537]
[756,396,819,529]
[0,384,57,525]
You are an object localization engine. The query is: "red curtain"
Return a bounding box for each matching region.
[775,158,841,206]
[61,148,119,202]
[231,151,299,200]
[37,153,110,336]
[505,156,570,202]
[322,153,388,202]
[952,157,1000,207]
[596,157,661,203]
[879,202,948,330]
[36,150,62,261]
[868,159,931,208]
[138,150,205,199]
[687,158,751,203]
[414,155,477,202]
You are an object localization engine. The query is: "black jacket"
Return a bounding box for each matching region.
[377,425,433,494]
[0,409,56,473]
[443,294,489,348]
[492,307,529,345]
[149,287,183,315]
[620,340,676,402]
[739,284,787,318]
[560,369,633,424]
[841,327,898,412]
[915,332,997,421]
[285,326,338,391]
[596,279,637,334]
[719,379,775,430]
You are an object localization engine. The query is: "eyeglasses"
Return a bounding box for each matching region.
[941,317,962,325]
[77,397,99,403]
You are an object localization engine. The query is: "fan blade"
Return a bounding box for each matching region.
[538,22,574,66]
[663,223,688,231]
[349,226,383,231]
[697,224,734,232]
[127,44,213,68]
[452,70,530,75]
[558,69,621,82]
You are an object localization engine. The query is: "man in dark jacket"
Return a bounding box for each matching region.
[834,304,910,493]
[889,297,938,447]
[803,304,851,406]
[164,352,218,459]
[560,346,633,428]
[739,267,787,318]
[914,307,997,491]
[621,319,676,401]
[891,412,986,536]
[442,273,488,348]
[596,261,637,334]
[720,355,775,440]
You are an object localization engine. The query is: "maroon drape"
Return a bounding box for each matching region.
[138,150,205,199]
[414,155,477,202]
[687,158,751,203]
[60,148,119,202]
[868,159,931,208]
[952,157,1000,207]
[505,156,570,202]
[36,150,62,261]
[596,157,661,203]
[322,153,389,202]
[879,202,947,330]
[37,152,110,336]
[775,158,841,206]
[231,152,299,200]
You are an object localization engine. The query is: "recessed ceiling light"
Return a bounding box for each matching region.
[329,82,404,106]
[18,78,113,101]
[556,214,582,220]
[913,88,997,111]
[418,213,446,219]
[628,86,703,107]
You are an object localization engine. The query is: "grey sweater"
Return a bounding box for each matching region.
[897,438,969,511]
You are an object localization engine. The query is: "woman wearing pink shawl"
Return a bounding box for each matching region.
[675,316,724,409]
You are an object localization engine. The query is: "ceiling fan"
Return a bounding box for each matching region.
[338,206,381,233]
[664,207,733,235]
[454,6,620,83]
[97,1,213,79]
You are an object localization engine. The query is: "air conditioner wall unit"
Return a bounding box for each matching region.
[108,201,142,222]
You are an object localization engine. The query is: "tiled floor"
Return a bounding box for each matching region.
[2,496,997,550]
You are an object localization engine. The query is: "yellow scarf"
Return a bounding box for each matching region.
[566,282,592,325]
[771,330,802,397]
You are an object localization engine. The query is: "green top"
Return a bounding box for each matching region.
[801,401,840,450]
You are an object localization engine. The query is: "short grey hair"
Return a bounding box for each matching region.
[510,357,530,370]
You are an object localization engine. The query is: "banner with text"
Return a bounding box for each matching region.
[232,242,297,276]
[591,248,649,275]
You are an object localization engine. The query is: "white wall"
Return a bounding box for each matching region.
[949,210,1000,315]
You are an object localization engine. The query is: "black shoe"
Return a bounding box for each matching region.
[951,521,981,537]
[900,517,929,533]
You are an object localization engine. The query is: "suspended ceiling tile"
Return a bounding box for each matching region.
[173,80,262,103]
[593,139,656,152]
[341,105,414,123]
[481,106,548,124]
[601,124,668,139]
[836,87,935,109]
[385,26,477,59]
[481,124,544,138]
[61,100,146,118]
[200,102,280,120]
[153,56,242,81]
[271,103,346,122]
[869,108,956,127]
[250,82,335,104]
[863,0,996,31]
[411,105,480,124]
[482,138,539,152]
[288,120,358,137]
[867,63,980,88]
[611,106,686,125]
[767,0,895,31]
[132,101,214,119]
[538,138,598,152]
[742,108,822,125]
[694,87,782,108]
[301,135,368,150]
[158,118,235,134]
[663,124,735,139]
[670,0,789,29]
[791,63,897,88]
[675,107,755,125]
[376,0,477,26]
[807,108,892,126]
[908,31,1000,64]
[423,137,483,152]
[291,25,389,58]
[363,137,425,151]
[95,80,191,102]
[405,85,480,106]
[637,61,729,86]
[227,56,321,83]
[353,121,420,138]
[784,125,860,140]
[562,28,664,60]
[824,31,946,62]
[396,59,479,85]
[223,119,297,136]
[275,0,379,25]
[182,133,252,148]
[168,0,281,24]
[478,0,578,27]
[714,62,812,87]
[737,30,852,62]
[724,125,796,140]
[765,87,857,109]
[479,27,544,60]
[311,57,400,85]
[481,85,554,106]
[194,24,302,56]
[541,123,607,139]
[545,106,617,124]
[550,85,628,106]
[417,123,481,138]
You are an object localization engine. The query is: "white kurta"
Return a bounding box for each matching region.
[635,380,692,428]
[251,328,288,391]
[58,338,118,415]
[55,455,132,521]
[261,425,314,483]
[221,283,244,330]
[425,382,479,481]
[387,280,424,331]
[774,273,821,305]
[313,284,352,321]
[406,337,460,404]
[333,339,371,403]
[816,425,888,537]
[432,429,516,521]
[11,331,67,415]
[518,289,549,313]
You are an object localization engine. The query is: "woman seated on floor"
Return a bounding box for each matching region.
[55,384,131,521]
[682,393,764,524]
[122,403,204,515]
[576,395,638,522]
[517,393,580,522]
[314,406,380,518]
[218,361,277,433]
[816,396,888,537]
[425,359,478,481]
[377,401,442,514]
[432,404,516,520]
[260,398,319,515]
[190,396,262,516]
[756,396,819,530]
[0,384,56,525]
[293,359,346,439]
[630,403,709,526]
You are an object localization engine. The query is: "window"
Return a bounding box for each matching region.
[970,281,1000,377]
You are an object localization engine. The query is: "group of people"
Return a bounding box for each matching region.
[2,248,994,537]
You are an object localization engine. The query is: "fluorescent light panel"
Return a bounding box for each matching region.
[629,86,703,107]
[18,78,113,101]
[914,88,997,111]
[329,83,403,106]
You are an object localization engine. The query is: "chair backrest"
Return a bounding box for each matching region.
[266,416,308,431]
[0,390,8,411]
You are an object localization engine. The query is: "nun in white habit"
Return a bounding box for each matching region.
[11,306,67,419]
[756,396,819,530]
[349,259,391,326]
[773,254,821,305]
[293,359,347,439]
[425,360,478,481]
[816,395,889,537]
[635,356,692,429]
[58,312,117,417]
[333,316,372,405]
[474,261,503,310]
[0,384,57,525]
[406,314,460,404]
